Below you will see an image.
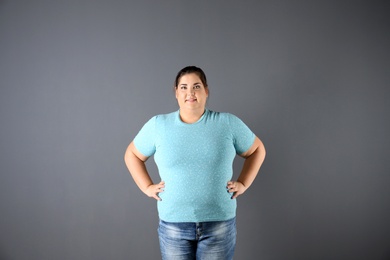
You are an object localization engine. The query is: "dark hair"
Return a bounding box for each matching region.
[174,66,208,88]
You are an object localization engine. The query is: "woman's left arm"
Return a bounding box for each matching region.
[227,136,266,199]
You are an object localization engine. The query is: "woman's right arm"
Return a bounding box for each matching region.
[124,141,165,201]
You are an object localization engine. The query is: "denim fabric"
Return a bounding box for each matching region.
[158,217,236,260]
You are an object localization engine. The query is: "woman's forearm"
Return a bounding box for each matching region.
[124,142,165,201]
[124,142,153,194]
[237,138,266,188]
[227,138,266,199]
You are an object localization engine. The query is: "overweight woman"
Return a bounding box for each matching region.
[124,66,266,260]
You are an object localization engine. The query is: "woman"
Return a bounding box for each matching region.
[124,66,266,260]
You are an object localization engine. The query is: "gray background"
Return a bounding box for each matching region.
[0,0,389,259]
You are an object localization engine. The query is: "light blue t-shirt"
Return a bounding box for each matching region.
[133,109,255,222]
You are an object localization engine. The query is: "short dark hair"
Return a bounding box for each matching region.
[174,66,208,88]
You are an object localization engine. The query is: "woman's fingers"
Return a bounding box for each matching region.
[226,181,237,192]
[147,181,165,201]
[226,181,246,199]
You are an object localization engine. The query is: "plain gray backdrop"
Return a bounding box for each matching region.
[0,0,389,259]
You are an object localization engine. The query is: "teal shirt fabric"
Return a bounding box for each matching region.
[133,109,255,222]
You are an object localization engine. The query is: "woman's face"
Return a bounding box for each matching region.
[175,73,209,112]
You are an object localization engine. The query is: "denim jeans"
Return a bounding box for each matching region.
[158,217,236,260]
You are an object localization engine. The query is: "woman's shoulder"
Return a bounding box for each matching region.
[152,110,178,123]
[207,109,239,120]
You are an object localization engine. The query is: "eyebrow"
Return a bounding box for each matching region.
[180,82,202,86]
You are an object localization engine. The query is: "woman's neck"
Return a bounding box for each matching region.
[179,108,206,124]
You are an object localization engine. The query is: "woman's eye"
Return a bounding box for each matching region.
[180,86,187,90]
[194,85,201,89]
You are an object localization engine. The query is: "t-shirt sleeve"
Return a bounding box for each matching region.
[133,116,157,157]
[228,114,255,154]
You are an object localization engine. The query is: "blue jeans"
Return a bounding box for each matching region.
[158,217,236,260]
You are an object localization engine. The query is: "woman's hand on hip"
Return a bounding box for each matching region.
[145,181,165,201]
[226,181,247,199]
